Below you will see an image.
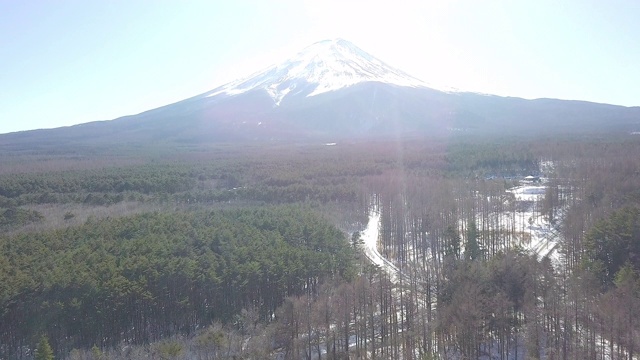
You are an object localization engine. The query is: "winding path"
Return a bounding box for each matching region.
[359,207,401,282]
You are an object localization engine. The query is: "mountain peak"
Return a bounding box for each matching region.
[311,38,349,45]
[206,39,427,105]
[306,38,359,51]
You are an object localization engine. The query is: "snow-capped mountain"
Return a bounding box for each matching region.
[2,39,639,146]
[205,39,427,105]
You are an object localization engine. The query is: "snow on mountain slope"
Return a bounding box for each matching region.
[206,39,428,105]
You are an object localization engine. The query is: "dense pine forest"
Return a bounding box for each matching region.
[1,135,640,359]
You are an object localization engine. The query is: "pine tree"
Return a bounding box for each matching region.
[444,224,461,259]
[35,335,54,360]
[464,218,481,261]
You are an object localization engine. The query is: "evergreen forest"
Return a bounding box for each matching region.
[1,135,640,359]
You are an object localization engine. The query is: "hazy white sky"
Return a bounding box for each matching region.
[1,0,639,134]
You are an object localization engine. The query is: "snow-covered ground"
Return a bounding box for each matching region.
[507,184,546,201]
[359,173,564,284]
[505,180,562,263]
[359,206,401,282]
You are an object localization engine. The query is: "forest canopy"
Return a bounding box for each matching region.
[2,136,640,358]
[0,205,355,355]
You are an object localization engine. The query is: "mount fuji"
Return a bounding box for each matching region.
[205,39,429,105]
[2,39,640,147]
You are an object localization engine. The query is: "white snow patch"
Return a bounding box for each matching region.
[507,185,546,201]
[360,206,401,282]
[503,178,563,263]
